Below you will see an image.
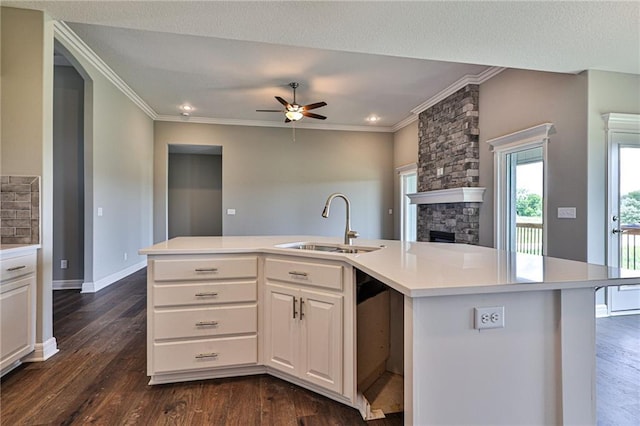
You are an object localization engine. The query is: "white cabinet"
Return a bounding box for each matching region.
[1,249,37,375]
[147,255,259,382]
[264,257,347,395]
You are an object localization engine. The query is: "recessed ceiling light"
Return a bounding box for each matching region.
[366,115,380,123]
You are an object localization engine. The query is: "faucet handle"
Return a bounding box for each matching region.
[347,230,359,239]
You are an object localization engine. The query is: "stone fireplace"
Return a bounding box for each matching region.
[410,84,484,244]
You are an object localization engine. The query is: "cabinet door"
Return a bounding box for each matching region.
[1,276,34,370]
[264,283,299,375]
[299,288,343,394]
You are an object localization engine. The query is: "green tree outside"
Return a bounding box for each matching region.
[621,190,640,224]
[516,189,542,218]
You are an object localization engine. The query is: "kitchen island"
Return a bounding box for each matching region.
[140,236,640,425]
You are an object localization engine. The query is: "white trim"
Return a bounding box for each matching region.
[395,163,418,174]
[603,113,640,132]
[24,337,59,362]
[52,279,83,290]
[486,123,556,152]
[81,261,146,293]
[410,67,505,116]
[155,114,394,133]
[391,115,418,132]
[595,304,609,318]
[488,123,554,253]
[53,21,158,119]
[408,187,486,205]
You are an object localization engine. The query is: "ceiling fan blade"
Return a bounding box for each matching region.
[302,101,327,111]
[275,96,291,108]
[256,109,284,112]
[302,111,327,120]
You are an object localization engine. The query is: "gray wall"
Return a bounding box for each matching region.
[53,65,84,282]
[55,31,155,285]
[392,120,418,239]
[168,153,223,238]
[154,122,394,243]
[479,68,589,261]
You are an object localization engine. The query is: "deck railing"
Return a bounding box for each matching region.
[621,226,640,270]
[516,222,543,255]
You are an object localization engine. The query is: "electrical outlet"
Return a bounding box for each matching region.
[474,306,505,330]
[436,167,444,177]
[61,259,68,269]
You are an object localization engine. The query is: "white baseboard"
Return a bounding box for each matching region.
[53,279,84,290]
[595,304,609,318]
[24,337,59,362]
[81,261,146,293]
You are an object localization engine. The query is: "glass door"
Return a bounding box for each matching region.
[608,133,640,313]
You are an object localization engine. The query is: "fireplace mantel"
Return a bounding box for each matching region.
[408,187,486,205]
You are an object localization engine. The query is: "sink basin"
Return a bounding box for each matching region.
[276,242,382,254]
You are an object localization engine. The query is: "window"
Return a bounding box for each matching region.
[398,164,417,242]
[487,124,554,254]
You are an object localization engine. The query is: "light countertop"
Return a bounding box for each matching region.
[139,236,640,297]
[0,244,40,257]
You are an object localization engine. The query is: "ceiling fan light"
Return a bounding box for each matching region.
[285,110,303,121]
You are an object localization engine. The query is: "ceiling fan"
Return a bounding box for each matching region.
[256,82,327,123]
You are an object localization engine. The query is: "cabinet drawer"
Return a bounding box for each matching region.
[153,257,257,281]
[153,335,257,373]
[153,281,256,306]
[1,252,37,282]
[154,304,257,340]
[265,258,343,291]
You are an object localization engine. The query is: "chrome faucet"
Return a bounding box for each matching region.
[321,193,359,245]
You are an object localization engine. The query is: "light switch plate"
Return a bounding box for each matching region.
[227,209,236,215]
[558,207,576,219]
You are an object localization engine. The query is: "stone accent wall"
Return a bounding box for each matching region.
[1,176,40,244]
[417,85,480,243]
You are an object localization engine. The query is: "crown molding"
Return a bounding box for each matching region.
[53,21,158,119]
[602,113,640,132]
[410,66,505,116]
[155,115,394,133]
[486,123,555,152]
[391,114,418,132]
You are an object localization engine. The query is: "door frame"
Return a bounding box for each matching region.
[604,113,640,315]
[487,123,554,254]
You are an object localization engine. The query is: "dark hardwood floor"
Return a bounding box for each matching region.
[0,269,402,425]
[2,269,638,425]
[596,314,640,426]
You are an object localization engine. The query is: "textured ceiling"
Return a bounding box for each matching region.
[6,1,640,129]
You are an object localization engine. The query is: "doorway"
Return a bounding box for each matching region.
[52,49,85,290]
[607,123,640,314]
[167,145,223,238]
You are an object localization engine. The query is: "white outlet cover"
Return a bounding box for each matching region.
[557,207,576,219]
[474,306,505,330]
[227,208,236,215]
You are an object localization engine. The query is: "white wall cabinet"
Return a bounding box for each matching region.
[1,249,37,375]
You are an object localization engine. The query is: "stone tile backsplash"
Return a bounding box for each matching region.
[1,176,40,244]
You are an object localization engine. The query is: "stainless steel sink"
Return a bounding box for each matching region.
[276,242,381,254]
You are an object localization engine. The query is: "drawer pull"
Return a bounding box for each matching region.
[195,352,219,359]
[195,320,219,327]
[195,292,219,297]
[288,271,308,277]
[7,265,27,272]
[195,268,218,273]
